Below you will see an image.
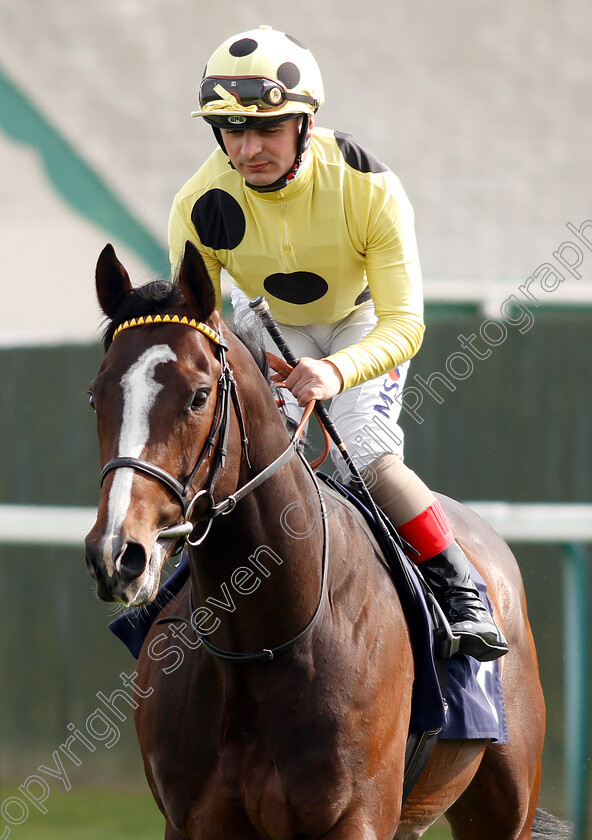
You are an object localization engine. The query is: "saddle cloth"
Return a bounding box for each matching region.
[110,486,507,743]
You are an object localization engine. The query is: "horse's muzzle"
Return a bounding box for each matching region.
[85,530,151,603]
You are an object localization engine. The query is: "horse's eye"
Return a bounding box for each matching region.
[190,388,210,410]
[88,390,96,411]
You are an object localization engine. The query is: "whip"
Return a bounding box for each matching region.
[248,295,405,550]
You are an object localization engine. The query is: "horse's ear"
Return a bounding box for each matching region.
[178,241,217,322]
[96,244,133,318]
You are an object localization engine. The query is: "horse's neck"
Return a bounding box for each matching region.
[189,400,325,653]
[233,384,322,562]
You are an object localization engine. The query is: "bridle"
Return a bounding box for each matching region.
[98,313,328,663]
[100,313,298,545]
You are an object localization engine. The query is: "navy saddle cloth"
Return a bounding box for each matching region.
[110,478,507,742]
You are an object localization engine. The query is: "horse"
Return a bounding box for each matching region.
[85,241,555,840]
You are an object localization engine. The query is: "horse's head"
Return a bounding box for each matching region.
[85,242,241,605]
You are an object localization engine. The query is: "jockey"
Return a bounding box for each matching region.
[168,25,508,663]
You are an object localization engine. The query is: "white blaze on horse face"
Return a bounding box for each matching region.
[103,344,177,572]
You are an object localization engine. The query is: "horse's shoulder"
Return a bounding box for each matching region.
[322,482,389,556]
[321,482,414,615]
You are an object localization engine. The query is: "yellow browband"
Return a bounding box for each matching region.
[112,314,223,345]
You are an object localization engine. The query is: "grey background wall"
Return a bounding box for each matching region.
[1,0,591,339]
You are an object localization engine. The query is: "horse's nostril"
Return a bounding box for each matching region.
[85,551,98,581]
[118,542,148,581]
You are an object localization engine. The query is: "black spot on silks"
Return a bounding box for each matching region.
[334,131,388,173]
[191,190,246,250]
[263,272,329,305]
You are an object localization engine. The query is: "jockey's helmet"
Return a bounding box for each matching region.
[192,25,324,131]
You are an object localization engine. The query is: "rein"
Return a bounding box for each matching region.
[160,452,329,664]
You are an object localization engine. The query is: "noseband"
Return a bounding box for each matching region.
[99,314,298,545]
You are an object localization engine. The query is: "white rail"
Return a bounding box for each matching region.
[0,505,96,545]
[0,503,590,546]
[465,502,592,542]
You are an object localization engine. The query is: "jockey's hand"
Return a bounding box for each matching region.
[272,357,344,406]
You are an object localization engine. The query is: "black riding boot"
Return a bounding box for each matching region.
[421,541,508,662]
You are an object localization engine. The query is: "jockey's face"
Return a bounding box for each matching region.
[222,117,310,186]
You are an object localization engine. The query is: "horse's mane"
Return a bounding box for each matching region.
[101,280,270,383]
[228,307,270,382]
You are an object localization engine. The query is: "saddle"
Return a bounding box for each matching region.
[319,474,507,737]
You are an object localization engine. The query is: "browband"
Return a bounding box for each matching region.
[112,314,228,348]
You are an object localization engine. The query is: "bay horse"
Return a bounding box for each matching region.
[85,242,557,840]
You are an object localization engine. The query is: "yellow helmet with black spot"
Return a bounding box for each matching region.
[192,25,324,130]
